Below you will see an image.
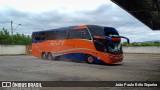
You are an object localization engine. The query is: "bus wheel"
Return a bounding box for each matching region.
[42,52,47,60]
[47,53,53,60]
[86,55,94,64]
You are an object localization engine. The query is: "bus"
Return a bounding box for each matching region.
[32,25,129,64]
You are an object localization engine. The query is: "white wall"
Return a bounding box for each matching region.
[123,46,160,54]
[0,45,26,55]
[0,45,160,55]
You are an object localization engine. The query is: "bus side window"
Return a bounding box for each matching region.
[94,39,107,52]
[40,32,45,40]
[56,30,67,39]
[45,31,56,40]
[68,30,78,39]
[77,29,91,40]
[35,37,40,40]
[35,33,41,41]
[34,32,45,41]
[32,33,36,42]
[68,29,91,40]
[52,31,56,40]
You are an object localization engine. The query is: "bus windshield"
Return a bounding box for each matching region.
[108,41,122,54]
[94,39,122,54]
[93,27,122,54]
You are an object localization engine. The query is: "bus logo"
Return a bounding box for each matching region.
[51,40,65,46]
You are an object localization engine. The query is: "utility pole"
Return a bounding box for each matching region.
[10,21,21,44]
[11,21,13,44]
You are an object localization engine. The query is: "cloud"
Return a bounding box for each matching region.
[0,4,160,42]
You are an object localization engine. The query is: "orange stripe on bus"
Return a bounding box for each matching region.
[73,25,87,30]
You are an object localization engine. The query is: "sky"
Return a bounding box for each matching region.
[0,0,160,42]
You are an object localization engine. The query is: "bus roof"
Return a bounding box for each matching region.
[32,26,77,33]
[32,25,117,34]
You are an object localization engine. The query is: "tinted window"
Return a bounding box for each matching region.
[56,30,68,39]
[68,28,91,39]
[94,39,108,52]
[104,27,119,37]
[45,31,56,40]
[87,25,104,37]
[34,32,45,40]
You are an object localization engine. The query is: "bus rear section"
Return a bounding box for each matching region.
[32,25,129,64]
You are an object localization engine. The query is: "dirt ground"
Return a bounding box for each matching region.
[0,53,159,90]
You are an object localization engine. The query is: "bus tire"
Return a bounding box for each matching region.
[41,52,47,60]
[86,55,94,64]
[47,53,53,60]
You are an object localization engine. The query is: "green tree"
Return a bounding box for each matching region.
[0,28,32,45]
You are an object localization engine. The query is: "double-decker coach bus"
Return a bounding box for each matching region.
[32,25,129,64]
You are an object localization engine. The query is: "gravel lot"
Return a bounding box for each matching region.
[0,54,159,81]
[0,54,159,90]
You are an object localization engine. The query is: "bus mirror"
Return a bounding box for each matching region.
[120,36,130,44]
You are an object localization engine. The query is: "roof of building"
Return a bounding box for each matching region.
[111,0,160,30]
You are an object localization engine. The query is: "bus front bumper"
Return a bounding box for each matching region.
[104,53,123,64]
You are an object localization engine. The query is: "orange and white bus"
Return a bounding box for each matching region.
[32,25,129,64]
